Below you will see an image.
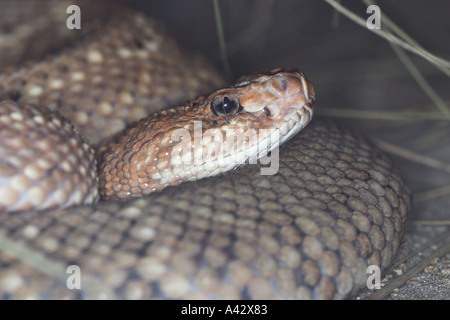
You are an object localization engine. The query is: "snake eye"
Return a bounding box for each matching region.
[210,95,243,116]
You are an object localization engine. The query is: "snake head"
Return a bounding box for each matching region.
[206,68,315,141]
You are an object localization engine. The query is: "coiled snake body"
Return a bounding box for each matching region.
[0,1,410,299]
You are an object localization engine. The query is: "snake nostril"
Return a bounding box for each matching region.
[279,77,287,91]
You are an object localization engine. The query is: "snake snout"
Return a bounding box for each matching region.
[237,70,314,115]
[270,71,315,105]
[258,71,316,145]
[265,71,315,123]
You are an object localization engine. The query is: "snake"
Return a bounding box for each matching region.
[0,1,411,299]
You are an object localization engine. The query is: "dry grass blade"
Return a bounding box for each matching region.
[317,108,450,121]
[374,139,450,174]
[324,0,450,76]
[222,0,275,55]
[411,220,450,226]
[414,185,450,202]
[390,43,450,115]
[213,0,233,80]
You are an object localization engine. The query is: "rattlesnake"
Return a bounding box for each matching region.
[0,1,410,299]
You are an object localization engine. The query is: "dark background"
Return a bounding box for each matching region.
[127,0,450,112]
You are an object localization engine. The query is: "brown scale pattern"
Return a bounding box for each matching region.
[0,0,117,69]
[0,1,224,212]
[0,120,410,299]
[0,3,224,145]
[0,101,98,211]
